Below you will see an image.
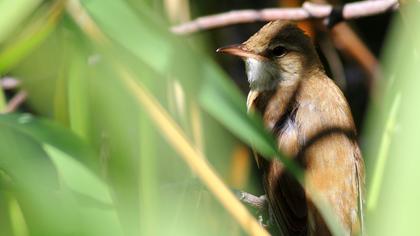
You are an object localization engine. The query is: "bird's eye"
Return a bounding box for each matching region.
[271,46,288,57]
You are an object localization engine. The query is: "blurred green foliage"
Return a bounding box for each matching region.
[0,0,419,236]
[364,4,420,236]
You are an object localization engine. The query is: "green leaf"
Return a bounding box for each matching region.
[67,46,90,140]
[0,113,96,168]
[0,85,6,112]
[0,1,63,73]
[366,4,420,236]
[0,0,43,44]
[0,120,57,188]
[0,113,122,236]
[43,143,112,204]
[81,0,171,73]
[199,61,303,178]
[43,143,123,236]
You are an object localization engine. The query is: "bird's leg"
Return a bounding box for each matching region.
[234,190,268,227]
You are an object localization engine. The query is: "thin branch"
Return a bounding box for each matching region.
[0,77,21,90]
[171,0,398,34]
[3,91,27,113]
[66,0,108,44]
[329,23,380,88]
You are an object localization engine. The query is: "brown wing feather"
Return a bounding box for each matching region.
[297,75,363,235]
[249,82,310,235]
[261,158,309,235]
[249,74,364,235]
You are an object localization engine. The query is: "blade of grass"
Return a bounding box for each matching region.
[138,113,158,236]
[367,92,401,210]
[43,143,113,204]
[78,0,171,73]
[65,0,108,44]
[199,62,303,179]
[66,1,344,234]
[65,6,269,235]
[367,4,420,235]
[0,86,6,112]
[0,0,65,73]
[123,65,345,236]
[0,0,43,44]
[199,50,346,236]
[0,114,123,236]
[118,68,269,236]
[0,113,98,170]
[7,193,29,236]
[67,47,90,140]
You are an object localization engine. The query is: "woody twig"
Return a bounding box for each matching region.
[171,0,398,34]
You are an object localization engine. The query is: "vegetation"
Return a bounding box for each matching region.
[0,0,419,235]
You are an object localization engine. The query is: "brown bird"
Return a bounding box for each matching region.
[218,21,364,236]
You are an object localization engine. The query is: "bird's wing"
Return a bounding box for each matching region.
[354,143,365,235]
[293,75,364,235]
[248,87,310,235]
[261,159,309,236]
[248,76,364,234]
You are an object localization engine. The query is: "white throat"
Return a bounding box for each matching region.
[245,58,281,91]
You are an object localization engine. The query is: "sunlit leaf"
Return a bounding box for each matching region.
[0,0,43,44]
[199,61,302,177]
[0,114,122,236]
[80,0,171,73]
[366,4,420,236]
[0,1,64,73]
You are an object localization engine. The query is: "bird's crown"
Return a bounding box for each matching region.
[243,21,315,57]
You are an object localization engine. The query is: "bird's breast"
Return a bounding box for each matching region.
[247,82,301,157]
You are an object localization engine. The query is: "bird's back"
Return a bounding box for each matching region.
[247,72,364,236]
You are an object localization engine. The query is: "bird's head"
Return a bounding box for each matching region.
[217,21,321,91]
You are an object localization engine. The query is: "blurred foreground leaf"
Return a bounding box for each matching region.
[0,114,122,236]
[199,61,303,178]
[0,0,43,44]
[0,1,64,73]
[366,4,420,236]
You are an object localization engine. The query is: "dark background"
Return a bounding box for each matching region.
[189,0,393,131]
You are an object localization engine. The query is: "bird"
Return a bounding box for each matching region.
[217,21,365,236]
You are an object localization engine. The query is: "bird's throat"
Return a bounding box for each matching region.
[245,58,280,91]
[245,58,301,91]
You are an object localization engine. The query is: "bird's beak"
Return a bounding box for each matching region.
[216,44,266,61]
